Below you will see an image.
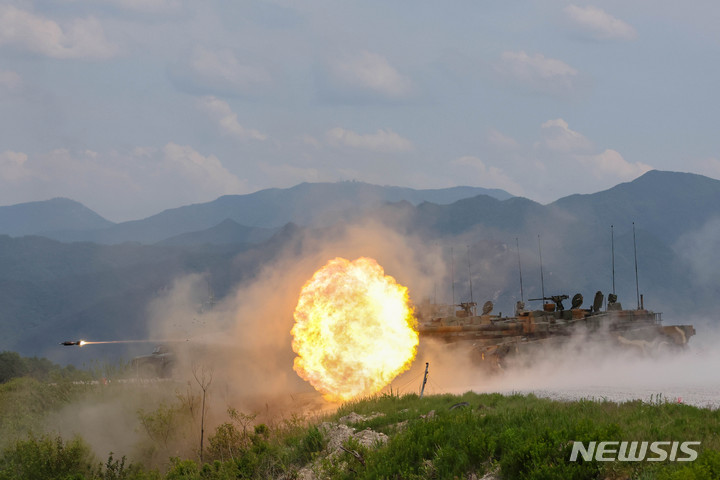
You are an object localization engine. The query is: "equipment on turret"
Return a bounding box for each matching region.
[417,289,695,371]
[456,301,477,317]
[529,294,569,311]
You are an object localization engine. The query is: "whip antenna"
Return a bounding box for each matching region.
[611,225,616,295]
[538,235,545,301]
[516,237,524,302]
[467,245,474,305]
[450,247,455,306]
[633,222,640,309]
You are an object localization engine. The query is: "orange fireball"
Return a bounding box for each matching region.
[291,257,419,402]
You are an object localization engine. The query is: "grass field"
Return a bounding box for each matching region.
[1,366,719,480]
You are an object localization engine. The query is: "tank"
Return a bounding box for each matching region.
[416,291,695,370]
[131,344,175,378]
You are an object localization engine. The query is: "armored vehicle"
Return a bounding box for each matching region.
[131,344,175,378]
[417,291,695,369]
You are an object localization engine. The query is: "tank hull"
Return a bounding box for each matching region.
[417,300,695,370]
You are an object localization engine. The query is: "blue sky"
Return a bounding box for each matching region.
[0,0,718,221]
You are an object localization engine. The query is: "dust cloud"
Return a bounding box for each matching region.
[145,219,446,403]
[37,217,720,464]
[39,219,445,462]
[391,319,720,410]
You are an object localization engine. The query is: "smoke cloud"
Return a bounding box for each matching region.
[34,215,719,466]
[395,318,720,410]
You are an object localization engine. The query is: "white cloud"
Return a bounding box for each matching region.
[198,96,268,141]
[171,47,271,96]
[327,51,413,99]
[325,127,413,152]
[577,149,652,180]
[0,70,21,91]
[300,135,322,148]
[0,151,30,181]
[190,48,269,89]
[497,51,578,93]
[452,156,522,194]
[565,5,637,41]
[161,143,246,193]
[480,120,654,203]
[538,118,592,153]
[0,145,248,221]
[488,129,520,150]
[0,6,117,59]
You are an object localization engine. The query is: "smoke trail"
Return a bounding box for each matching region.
[79,339,186,346]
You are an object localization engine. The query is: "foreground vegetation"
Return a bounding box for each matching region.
[1,352,719,479]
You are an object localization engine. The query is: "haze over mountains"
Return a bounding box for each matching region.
[0,182,512,244]
[0,198,114,237]
[1,171,718,362]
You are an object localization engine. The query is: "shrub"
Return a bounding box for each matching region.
[0,434,97,480]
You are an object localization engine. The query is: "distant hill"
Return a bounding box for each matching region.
[6,174,717,248]
[386,171,720,242]
[41,183,513,245]
[367,171,719,316]
[0,234,186,351]
[0,229,291,361]
[0,198,113,237]
[157,219,278,246]
[551,170,720,245]
[408,195,549,236]
[4,171,720,362]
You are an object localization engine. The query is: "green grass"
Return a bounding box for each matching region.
[326,392,720,479]
[1,370,719,480]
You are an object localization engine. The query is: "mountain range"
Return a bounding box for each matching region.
[0,198,113,237]
[0,183,512,244]
[1,171,718,363]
